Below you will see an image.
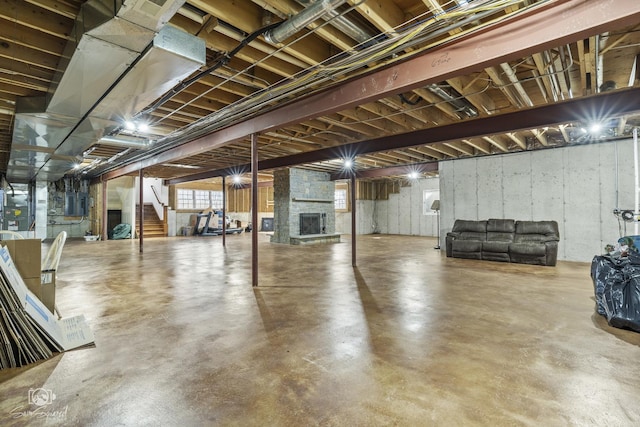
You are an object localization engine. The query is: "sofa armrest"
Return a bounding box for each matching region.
[445,234,458,257]
[545,241,559,266]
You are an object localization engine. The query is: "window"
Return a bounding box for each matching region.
[194,190,210,209]
[335,189,347,210]
[177,189,194,209]
[177,189,224,210]
[423,190,440,215]
[210,191,223,209]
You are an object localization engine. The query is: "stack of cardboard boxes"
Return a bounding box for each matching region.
[0,239,55,313]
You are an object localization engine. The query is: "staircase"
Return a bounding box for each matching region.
[136,204,166,238]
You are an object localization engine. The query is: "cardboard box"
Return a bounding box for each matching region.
[0,247,94,352]
[0,239,41,283]
[40,270,56,314]
[23,277,41,299]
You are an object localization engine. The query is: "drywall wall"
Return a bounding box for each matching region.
[439,138,636,262]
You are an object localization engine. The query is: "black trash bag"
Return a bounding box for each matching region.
[601,265,640,332]
[591,255,625,315]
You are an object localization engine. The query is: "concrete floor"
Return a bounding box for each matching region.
[0,233,639,426]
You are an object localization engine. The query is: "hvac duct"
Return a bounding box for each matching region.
[294,0,375,45]
[426,84,478,118]
[264,0,347,45]
[7,0,204,182]
[97,135,153,150]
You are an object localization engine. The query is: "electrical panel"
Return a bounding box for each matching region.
[64,192,89,216]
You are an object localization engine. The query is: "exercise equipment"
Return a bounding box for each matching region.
[194,210,243,236]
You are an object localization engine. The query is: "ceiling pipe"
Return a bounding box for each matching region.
[294,0,375,45]
[499,62,534,107]
[264,0,348,45]
[98,136,153,150]
[426,84,478,118]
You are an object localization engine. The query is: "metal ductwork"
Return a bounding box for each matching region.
[7,0,205,182]
[264,0,348,45]
[426,84,478,118]
[294,0,375,45]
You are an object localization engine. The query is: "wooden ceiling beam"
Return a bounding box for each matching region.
[106,1,640,180]
[482,136,509,153]
[0,18,67,56]
[443,140,474,156]
[408,146,443,161]
[506,132,527,149]
[461,138,491,155]
[0,0,74,39]
[347,0,405,34]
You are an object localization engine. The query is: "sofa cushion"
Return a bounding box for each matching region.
[509,242,547,256]
[482,241,511,253]
[514,233,548,243]
[487,232,514,242]
[452,240,483,253]
[487,218,515,233]
[515,220,559,238]
[458,231,486,241]
[482,252,511,262]
[452,220,487,233]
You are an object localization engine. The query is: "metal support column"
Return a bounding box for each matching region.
[222,175,226,247]
[351,175,356,267]
[102,179,108,241]
[251,133,259,287]
[139,169,144,253]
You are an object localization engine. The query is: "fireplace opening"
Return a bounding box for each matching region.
[300,213,325,235]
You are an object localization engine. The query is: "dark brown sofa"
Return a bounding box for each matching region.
[445,219,559,266]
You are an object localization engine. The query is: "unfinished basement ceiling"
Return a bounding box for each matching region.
[1,0,640,183]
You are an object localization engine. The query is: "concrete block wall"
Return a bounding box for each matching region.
[439,138,636,262]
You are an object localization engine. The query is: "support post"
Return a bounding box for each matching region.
[139,169,144,253]
[222,175,226,247]
[102,179,108,241]
[351,175,356,267]
[251,133,259,287]
[635,128,639,235]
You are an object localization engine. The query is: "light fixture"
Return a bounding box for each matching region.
[408,171,419,179]
[233,175,242,184]
[123,120,150,133]
[343,158,353,169]
[589,123,602,133]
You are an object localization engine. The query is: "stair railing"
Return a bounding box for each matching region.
[150,185,168,235]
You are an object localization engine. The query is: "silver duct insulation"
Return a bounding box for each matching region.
[426,84,478,118]
[8,0,204,182]
[295,0,374,44]
[264,0,348,45]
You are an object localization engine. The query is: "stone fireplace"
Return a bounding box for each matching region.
[271,168,339,244]
[299,213,324,235]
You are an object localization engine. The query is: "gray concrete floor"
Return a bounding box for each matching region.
[0,233,639,426]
